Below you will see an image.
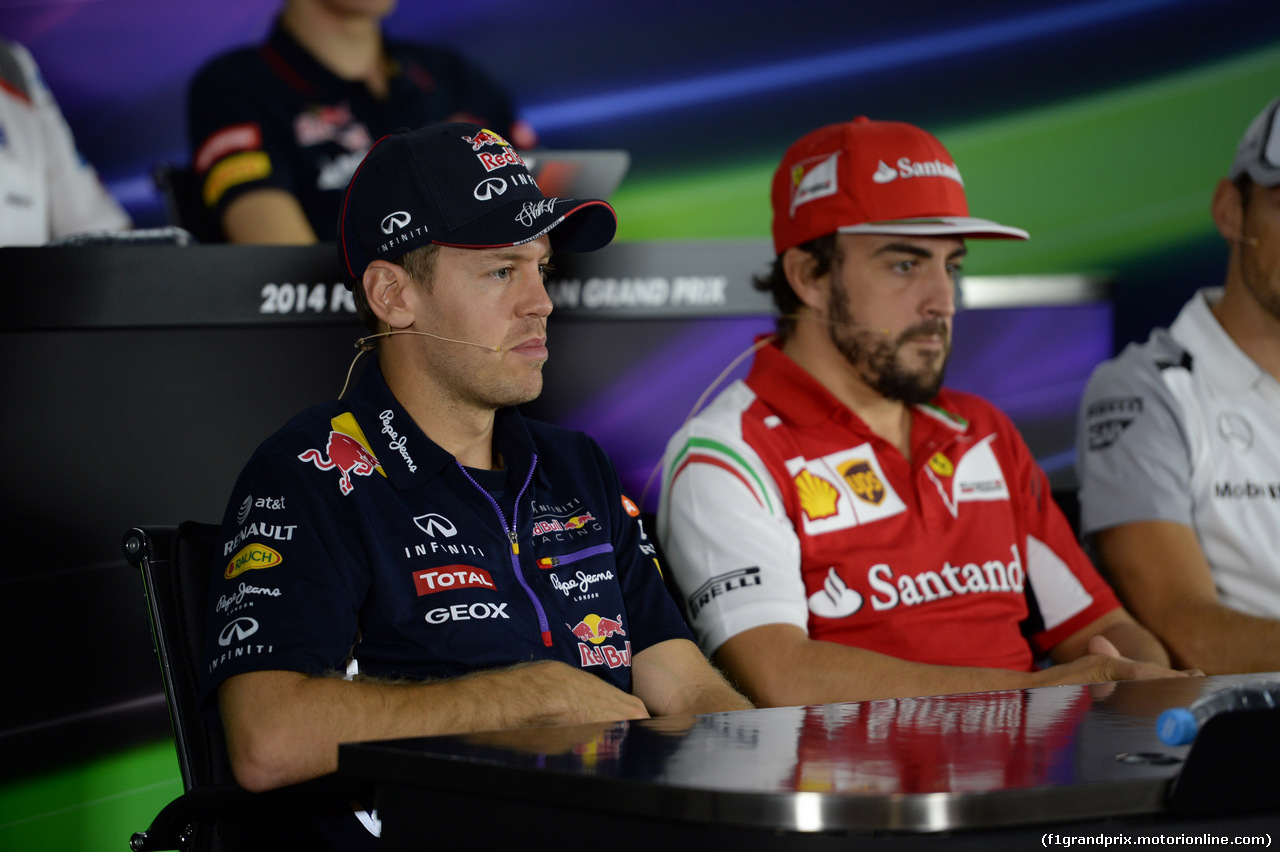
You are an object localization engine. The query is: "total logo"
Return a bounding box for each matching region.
[412,565,496,596]
[569,614,632,669]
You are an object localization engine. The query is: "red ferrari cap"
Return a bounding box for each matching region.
[770,117,1028,254]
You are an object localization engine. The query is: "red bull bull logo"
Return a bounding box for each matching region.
[299,431,381,495]
[532,512,596,535]
[567,614,631,669]
[462,128,510,151]
[568,613,626,644]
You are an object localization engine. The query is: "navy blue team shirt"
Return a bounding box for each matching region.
[188,19,521,239]
[200,359,691,719]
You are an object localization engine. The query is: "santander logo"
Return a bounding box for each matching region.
[872,157,964,186]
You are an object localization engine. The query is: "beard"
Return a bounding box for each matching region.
[826,283,949,406]
[1238,245,1280,326]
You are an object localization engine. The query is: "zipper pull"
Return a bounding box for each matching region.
[508,529,519,555]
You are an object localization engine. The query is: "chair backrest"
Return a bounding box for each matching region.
[152,162,225,244]
[123,522,234,792]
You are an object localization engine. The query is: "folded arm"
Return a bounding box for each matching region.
[631,637,753,716]
[220,661,649,791]
[1094,520,1280,673]
[713,622,1188,708]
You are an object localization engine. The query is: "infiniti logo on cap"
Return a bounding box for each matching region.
[381,211,412,234]
[474,177,507,201]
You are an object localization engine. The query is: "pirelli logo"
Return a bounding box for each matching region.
[686,567,761,619]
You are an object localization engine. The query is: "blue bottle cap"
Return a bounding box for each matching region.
[1156,707,1198,746]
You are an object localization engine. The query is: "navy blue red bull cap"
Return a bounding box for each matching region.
[338,122,618,288]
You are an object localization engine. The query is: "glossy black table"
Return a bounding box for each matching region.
[339,674,1280,849]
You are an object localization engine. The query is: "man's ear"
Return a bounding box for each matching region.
[364,261,415,329]
[782,246,828,312]
[1211,178,1246,246]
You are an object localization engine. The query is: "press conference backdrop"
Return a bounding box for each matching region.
[2,0,1279,848]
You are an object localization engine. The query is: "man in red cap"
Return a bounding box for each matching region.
[658,118,1188,707]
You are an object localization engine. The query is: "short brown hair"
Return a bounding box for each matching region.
[352,243,441,334]
[752,234,841,340]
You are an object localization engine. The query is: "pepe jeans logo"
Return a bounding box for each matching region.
[380,211,412,234]
[378,410,417,472]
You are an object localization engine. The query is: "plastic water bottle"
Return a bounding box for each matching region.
[1157,681,1280,746]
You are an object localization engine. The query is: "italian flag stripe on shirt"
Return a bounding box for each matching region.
[667,436,775,513]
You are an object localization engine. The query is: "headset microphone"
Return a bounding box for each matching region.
[339,330,505,398]
[1232,233,1260,247]
[355,329,502,353]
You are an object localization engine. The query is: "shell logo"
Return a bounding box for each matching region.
[839,459,885,505]
[795,470,840,521]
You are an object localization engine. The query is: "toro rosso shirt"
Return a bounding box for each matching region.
[188,20,525,239]
[200,359,688,715]
[658,341,1119,670]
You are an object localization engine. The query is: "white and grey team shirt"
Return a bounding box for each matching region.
[1077,287,1280,617]
[0,38,130,246]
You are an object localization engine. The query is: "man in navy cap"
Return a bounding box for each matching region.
[202,123,749,841]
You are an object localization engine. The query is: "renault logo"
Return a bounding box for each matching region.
[380,211,412,234]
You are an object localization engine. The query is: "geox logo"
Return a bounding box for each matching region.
[872,157,964,186]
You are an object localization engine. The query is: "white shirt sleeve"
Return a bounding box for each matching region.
[1075,335,1194,538]
[658,402,808,656]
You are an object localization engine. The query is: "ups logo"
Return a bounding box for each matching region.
[839,459,885,505]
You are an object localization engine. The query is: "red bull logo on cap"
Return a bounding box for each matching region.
[297,414,385,495]
[462,128,510,151]
[568,614,632,669]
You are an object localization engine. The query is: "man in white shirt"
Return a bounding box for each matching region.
[0,37,130,246]
[1076,95,1280,674]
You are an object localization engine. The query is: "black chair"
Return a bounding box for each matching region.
[152,162,224,244]
[123,523,364,852]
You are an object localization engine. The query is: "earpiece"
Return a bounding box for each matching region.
[339,330,503,398]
